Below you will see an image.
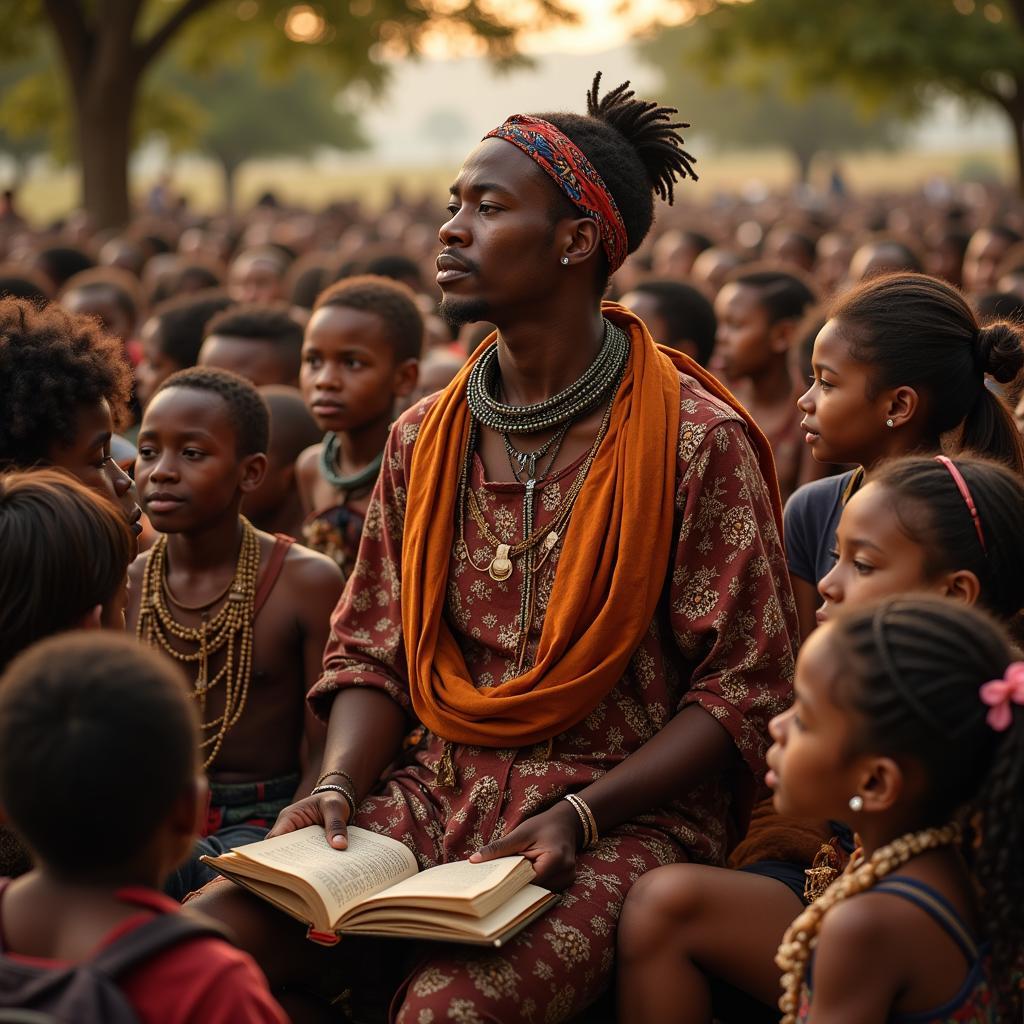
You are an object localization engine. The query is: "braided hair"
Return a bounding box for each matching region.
[781,597,1023,1023]
[537,73,698,284]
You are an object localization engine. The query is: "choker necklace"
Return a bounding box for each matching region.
[137,517,261,769]
[320,432,383,493]
[466,318,630,434]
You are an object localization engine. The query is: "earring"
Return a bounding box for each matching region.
[848,795,864,812]
[560,256,569,266]
[885,418,894,428]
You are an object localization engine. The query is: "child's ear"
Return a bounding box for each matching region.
[938,569,981,606]
[392,358,420,400]
[769,317,799,355]
[77,604,104,631]
[167,774,207,872]
[883,385,920,428]
[238,452,268,494]
[856,755,904,814]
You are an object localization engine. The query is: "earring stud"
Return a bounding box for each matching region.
[560,256,569,266]
[848,795,864,812]
[885,418,894,428]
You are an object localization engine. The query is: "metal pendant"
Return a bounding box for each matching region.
[488,543,514,581]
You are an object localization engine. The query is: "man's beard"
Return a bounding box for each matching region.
[439,295,491,331]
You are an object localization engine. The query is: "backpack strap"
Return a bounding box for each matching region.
[253,534,294,619]
[86,912,231,981]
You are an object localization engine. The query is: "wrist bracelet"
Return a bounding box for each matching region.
[563,793,599,850]
[316,768,357,791]
[311,783,356,819]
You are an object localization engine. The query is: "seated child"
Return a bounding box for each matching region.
[135,290,233,411]
[0,469,136,877]
[617,453,1024,1024]
[295,275,420,578]
[619,279,718,367]
[243,386,321,540]
[713,266,817,501]
[128,367,344,899]
[0,297,141,538]
[769,597,1022,1023]
[198,304,304,388]
[0,632,287,1023]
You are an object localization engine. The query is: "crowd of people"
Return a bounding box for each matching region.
[0,72,1023,1023]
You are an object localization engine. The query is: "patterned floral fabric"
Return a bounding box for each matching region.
[309,373,797,1021]
[301,502,365,582]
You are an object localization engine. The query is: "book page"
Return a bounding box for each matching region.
[233,826,418,923]
[358,856,528,904]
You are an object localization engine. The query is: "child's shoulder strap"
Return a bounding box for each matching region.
[253,534,295,619]
[87,911,231,981]
[872,876,979,964]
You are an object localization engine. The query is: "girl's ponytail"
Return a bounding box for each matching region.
[963,322,1024,475]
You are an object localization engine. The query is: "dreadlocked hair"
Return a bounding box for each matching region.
[537,73,697,279]
[871,454,1024,641]
[780,597,1023,1024]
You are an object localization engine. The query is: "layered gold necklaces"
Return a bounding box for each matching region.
[137,517,261,769]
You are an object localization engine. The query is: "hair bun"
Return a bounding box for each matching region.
[977,321,1024,384]
[586,72,698,205]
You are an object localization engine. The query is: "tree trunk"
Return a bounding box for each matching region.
[75,71,139,230]
[1009,104,1024,199]
[218,155,241,215]
[790,146,815,185]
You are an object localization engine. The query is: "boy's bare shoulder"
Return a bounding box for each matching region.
[295,442,320,480]
[280,539,343,589]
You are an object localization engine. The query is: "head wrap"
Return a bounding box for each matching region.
[485,114,629,273]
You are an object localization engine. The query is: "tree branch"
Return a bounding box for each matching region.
[138,0,218,67]
[41,0,92,88]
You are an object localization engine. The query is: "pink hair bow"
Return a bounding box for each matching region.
[979,662,1024,732]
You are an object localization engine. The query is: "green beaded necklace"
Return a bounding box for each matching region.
[319,432,383,493]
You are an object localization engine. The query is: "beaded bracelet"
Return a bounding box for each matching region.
[316,768,356,791]
[311,783,356,819]
[563,793,599,850]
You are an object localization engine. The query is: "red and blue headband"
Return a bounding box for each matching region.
[485,114,629,274]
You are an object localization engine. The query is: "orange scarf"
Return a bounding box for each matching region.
[401,303,781,747]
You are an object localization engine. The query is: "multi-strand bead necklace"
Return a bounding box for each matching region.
[459,319,629,672]
[136,517,261,769]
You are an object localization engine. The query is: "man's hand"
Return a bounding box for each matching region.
[266,791,352,850]
[469,800,583,890]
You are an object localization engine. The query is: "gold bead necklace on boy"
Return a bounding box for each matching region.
[136,517,260,769]
[774,821,962,1024]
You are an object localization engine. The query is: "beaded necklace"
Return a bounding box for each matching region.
[457,320,628,672]
[775,821,962,1024]
[136,517,261,769]
[319,432,383,493]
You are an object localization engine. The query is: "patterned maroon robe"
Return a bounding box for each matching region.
[308,372,797,1022]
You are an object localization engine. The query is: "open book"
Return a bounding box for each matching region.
[201,825,557,947]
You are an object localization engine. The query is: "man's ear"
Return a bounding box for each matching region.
[561,218,602,265]
[77,604,104,631]
[393,357,420,399]
[238,452,268,494]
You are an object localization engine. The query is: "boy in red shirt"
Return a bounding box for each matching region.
[0,633,287,1024]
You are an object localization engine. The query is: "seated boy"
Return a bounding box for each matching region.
[0,297,142,539]
[0,632,286,1023]
[0,469,136,877]
[198,304,304,388]
[128,367,344,899]
[243,386,321,540]
[295,275,420,577]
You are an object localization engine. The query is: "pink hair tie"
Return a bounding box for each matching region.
[934,455,987,554]
[980,662,1024,732]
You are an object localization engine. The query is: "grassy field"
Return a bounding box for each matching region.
[14,145,1015,226]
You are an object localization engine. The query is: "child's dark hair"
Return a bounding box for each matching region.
[629,279,717,366]
[829,273,1024,475]
[0,470,132,672]
[155,366,269,456]
[537,73,698,283]
[0,633,198,877]
[829,596,1023,1019]
[723,265,817,324]
[60,266,142,326]
[148,289,233,369]
[0,297,133,467]
[871,454,1024,635]
[314,274,424,363]
[0,264,50,304]
[204,303,304,379]
[35,245,94,290]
